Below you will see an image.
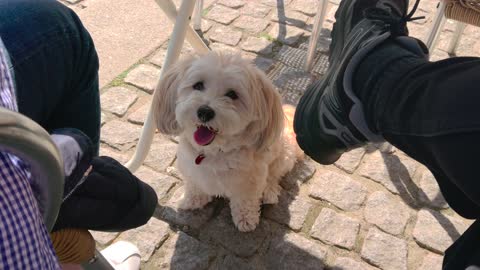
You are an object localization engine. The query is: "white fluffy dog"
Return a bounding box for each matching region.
[153,52,302,232]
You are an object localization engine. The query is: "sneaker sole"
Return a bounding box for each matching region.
[294,0,357,164]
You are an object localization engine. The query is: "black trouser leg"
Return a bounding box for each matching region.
[354,38,480,269]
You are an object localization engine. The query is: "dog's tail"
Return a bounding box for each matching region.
[282,104,304,160]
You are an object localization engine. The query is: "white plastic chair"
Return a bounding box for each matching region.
[425,0,480,56]
[425,1,466,55]
[125,0,210,172]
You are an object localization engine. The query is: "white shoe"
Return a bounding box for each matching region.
[100,241,141,270]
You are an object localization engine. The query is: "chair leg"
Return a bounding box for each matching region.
[155,0,209,54]
[447,22,466,55]
[125,0,199,172]
[193,0,204,31]
[305,0,329,71]
[425,1,446,54]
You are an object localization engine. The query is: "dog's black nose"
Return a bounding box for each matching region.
[197,105,215,122]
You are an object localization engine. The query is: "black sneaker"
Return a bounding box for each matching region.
[294,0,423,164]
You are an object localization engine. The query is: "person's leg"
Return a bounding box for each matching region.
[363,54,480,268]
[294,0,480,268]
[0,0,158,233]
[0,0,100,153]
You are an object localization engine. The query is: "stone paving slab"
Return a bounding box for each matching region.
[67,0,480,269]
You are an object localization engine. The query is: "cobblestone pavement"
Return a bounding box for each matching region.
[62,0,480,269]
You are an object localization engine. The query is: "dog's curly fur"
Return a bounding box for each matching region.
[153,52,302,232]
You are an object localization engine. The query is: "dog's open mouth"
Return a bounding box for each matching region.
[194,125,218,146]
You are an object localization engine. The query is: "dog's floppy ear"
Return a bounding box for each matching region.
[249,66,284,150]
[153,55,196,135]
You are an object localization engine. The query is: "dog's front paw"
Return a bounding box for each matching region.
[231,204,260,232]
[178,192,212,210]
[233,213,259,232]
[262,183,281,204]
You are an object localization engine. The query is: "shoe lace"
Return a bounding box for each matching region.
[364,0,425,36]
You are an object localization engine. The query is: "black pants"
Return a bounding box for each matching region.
[0,0,157,232]
[355,39,480,269]
[0,0,101,154]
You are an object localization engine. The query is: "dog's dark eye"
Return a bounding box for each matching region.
[193,81,204,91]
[225,90,238,100]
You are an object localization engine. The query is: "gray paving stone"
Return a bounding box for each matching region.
[310,170,368,211]
[263,190,313,231]
[270,9,310,28]
[260,0,293,7]
[361,227,408,270]
[332,257,379,270]
[205,5,240,25]
[216,254,254,270]
[150,43,195,67]
[251,57,275,72]
[100,120,141,150]
[419,253,443,270]
[364,191,411,236]
[334,147,366,174]
[281,158,316,190]
[417,169,449,209]
[101,112,106,126]
[430,49,450,62]
[417,0,439,13]
[199,19,213,33]
[240,3,271,18]
[200,208,270,257]
[117,218,170,262]
[299,36,332,53]
[209,42,241,54]
[274,45,308,69]
[264,232,327,270]
[413,209,469,254]
[128,103,150,125]
[134,166,177,201]
[269,23,305,45]
[289,0,319,16]
[217,0,245,9]
[166,164,183,180]
[409,18,431,38]
[241,36,274,55]
[233,15,270,34]
[124,64,161,94]
[159,186,216,230]
[144,135,177,172]
[153,232,214,270]
[99,146,129,164]
[269,64,313,101]
[311,208,360,250]
[100,87,138,116]
[76,0,172,87]
[311,54,329,75]
[209,25,243,46]
[358,151,419,194]
[90,231,119,247]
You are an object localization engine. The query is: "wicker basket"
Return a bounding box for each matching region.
[445,0,480,26]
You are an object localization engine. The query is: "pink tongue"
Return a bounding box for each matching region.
[194,126,215,146]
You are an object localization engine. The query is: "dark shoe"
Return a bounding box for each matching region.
[294,0,423,164]
[53,156,158,232]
